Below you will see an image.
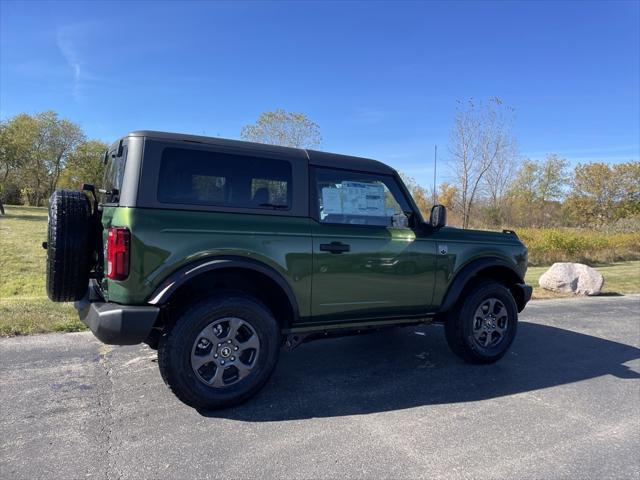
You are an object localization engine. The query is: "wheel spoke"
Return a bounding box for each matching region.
[470,297,510,349]
[473,327,484,341]
[238,334,260,352]
[207,366,226,387]
[223,317,244,341]
[195,327,217,345]
[191,352,214,371]
[191,316,260,388]
[235,361,253,379]
[487,298,497,314]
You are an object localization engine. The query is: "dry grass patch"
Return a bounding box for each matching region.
[518,228,640,266]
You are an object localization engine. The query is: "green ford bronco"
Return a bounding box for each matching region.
[45,131,532,410]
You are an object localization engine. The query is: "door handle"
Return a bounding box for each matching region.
[320,242,351,254]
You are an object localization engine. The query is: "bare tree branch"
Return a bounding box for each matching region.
[448,98,516,228]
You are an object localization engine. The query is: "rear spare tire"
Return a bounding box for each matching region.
[46,189,92,302]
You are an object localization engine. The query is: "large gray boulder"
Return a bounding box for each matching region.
[539,262,604,296]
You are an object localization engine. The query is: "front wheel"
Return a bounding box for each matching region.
[444,280,518,364]
[158,294,280,410]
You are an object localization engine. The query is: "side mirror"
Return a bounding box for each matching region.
[430,205,446,229]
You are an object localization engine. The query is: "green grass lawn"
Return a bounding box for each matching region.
[0,205,639,336]
[526,261,640,299]
[0,205,84,335]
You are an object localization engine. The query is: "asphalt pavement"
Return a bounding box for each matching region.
[1,295,639,479]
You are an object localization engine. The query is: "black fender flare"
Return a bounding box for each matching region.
[439,257,526,313]
[147,256,300,322]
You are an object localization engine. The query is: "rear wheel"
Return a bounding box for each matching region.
[444,280,518,364]
[46,190,93,302]
[158,294,280,410]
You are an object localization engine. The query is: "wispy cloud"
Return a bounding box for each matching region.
[56,23,97,102]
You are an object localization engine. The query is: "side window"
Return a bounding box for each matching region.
[251,178,288,207]
[102,145,127,204]
[314,168,411,227]
[157,147,292,209]
[192,175,226,203]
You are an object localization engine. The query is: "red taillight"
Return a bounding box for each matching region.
[107,227,130,280]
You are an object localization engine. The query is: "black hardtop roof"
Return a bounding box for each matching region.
[126,130,396,175]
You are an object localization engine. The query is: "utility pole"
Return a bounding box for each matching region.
[433,145,438,204]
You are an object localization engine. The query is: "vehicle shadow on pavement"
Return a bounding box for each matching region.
[199,322,640,421]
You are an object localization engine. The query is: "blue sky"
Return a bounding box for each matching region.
[1,0,638,186]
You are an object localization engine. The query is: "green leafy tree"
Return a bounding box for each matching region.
[0,111,101,206]
[37,111,85,202]
[565,161,640,226]
[58,140,109,190]
[5,111,85,205]
[0,114,38,187]
[0,114,40,207]
[506,155,568,227]
[537,154,569,205]
[508,160,538,204]
[241,109,321,149]
[613,161,640,219]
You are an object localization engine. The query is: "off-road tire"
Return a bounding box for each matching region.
[158,294,280,410]
[46,190,92,302]
[444,280,518,364]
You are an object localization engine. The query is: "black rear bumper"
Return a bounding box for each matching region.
[74,284,159,345]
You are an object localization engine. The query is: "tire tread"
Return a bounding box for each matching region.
[444,279,518,364]
[157,293,280,410]
[46,190,91,302]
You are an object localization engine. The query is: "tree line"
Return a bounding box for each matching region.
[0,109,319,210]
[0,111,107,207]
[404,155,639,230]
[1,107,638,230]
[238,105,638,230]
[402,99,639,230]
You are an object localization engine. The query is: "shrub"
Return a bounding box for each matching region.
[599,215,640,234]
[517,228,640,265]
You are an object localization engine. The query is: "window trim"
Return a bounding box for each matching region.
[101,143,128,207]
[309,166,418,228]
[135,139,309,216]
[155,146,293,212]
